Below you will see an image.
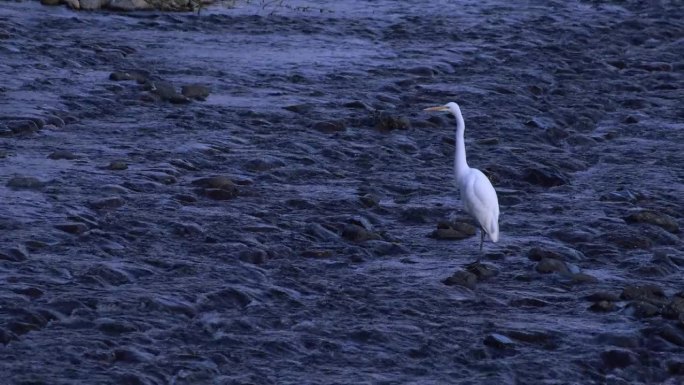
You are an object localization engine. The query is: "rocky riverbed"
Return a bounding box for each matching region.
[1,0,683,384]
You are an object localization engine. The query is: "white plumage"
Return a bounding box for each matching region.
[425,102,500,256]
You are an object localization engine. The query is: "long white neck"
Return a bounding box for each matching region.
[450,104,469,181]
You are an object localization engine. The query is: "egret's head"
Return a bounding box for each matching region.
[423,102,461,116]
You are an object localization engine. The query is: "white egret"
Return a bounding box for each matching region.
[424,102,499,259]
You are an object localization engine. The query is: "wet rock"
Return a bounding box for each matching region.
[429,221,477,240]
[283,104,312,114]
[624,210,679,233]
[535,257,569,274]
[65,0,80,9]
[527,247,564,261]
[367,240,408,256]
[175,194,197,204]
[11,287,44,299]
[45,115,65,128]
[7,176,46,190]
[48,150,79,160]
[668,360,684,376]
[484,333,515,349]
[586,291,620,302]
[89,196,125,210]
[192,176,238,200]
[80,0,109,9]
[55,222,89,235]
[625,301,660,318]
[142,171,177,185]
[621,284,666,303]
[107,0,153,11]
[507,330,554,346]
[107,160,128,170]
[202,188,237,200]
[522,167,567,187]
[8,321,41,336]
[0,246,29,262]
[312,120,346,133]
[113,348,152,364]
[341,224,381,243]
[399,207,431,223]
[0,328,17,344]
[301,249,333,258]
[443,270,477,289]
[359,193,380,208]
[623,115,639,124]
[238,249,267,265]
[109,70,149,83]
[570,273,598,284]
[172,222,204,238]
[601,231,652,249]
[662,293,684,320]
[596,333,641,348]
[344,100,372,110]
[150,81,189,104]
[181,84,210,100]
[601,349,635,369]
[373,112,410,131]
[465,262,497,280]
[40,0,61,5]
[191,176,233,189]
[544,126,570,146]
[656,325,684,347]
[6,120,39,135]
[590,300,617,313]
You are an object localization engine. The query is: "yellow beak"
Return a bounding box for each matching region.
[423,105,450,112]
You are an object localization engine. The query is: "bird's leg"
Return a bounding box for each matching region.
[476,227,485,262]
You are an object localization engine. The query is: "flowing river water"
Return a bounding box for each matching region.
[1,0,683,384]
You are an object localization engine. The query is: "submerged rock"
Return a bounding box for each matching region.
[443,270,477,289]
[601,349,635,369]
[465,262,497,280]
[150,81,190,104]
[589,300,616,313]
[191,176,239,200]
[89,196,125,210]
[373,112,410,131]
[429,221,477,240]
[621,284,666,304]
[484,333,515,349]
[312,120,346,133]
[522,167,567,187]
[181,84,210,101]
[625,301,660,318]
[109,70,149,83]
[105,161,127,172]
[535,257,569,274]
[48,150,79,160]
[624,210,679,233]
[7,176,46,190]
[662,293,684,320]
[55,223,89,235]
[341,224,381,243]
